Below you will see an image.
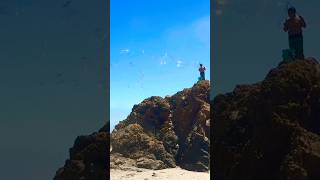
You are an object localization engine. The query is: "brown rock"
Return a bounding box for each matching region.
[136,157,166,170]
[111,80,211,171]
[54,80,211,179]
[54,131,109,180]
[213,59,320,180]
[111,123,176,169]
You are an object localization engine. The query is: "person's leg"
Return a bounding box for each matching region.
[289,36,297,59]
[201,72,205,80]
[289,37,294,58]
[297,36,304,59]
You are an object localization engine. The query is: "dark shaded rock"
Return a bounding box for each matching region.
[54,131,109,180]
[213,59,320,180]
[180,128,210,172]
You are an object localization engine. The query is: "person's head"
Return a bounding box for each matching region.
[288,7,296,18]
[200,64,203,67]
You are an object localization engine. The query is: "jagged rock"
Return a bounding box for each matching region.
[54,131,109,180]
[111,123,176,169]
[213,59,320,180]
[111,80,210,171]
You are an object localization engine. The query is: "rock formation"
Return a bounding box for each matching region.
[213,59,320,180]
[54,127,109,180]
[111,80,210,172]
[54,80,210,180]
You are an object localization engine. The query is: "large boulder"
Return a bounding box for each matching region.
[111,123,175,169]
[111,80,211,172]
[213,59,320,180]
[54,130,109,180]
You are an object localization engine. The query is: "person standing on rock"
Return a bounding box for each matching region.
[283,7,306,59]
[199,64,206,81]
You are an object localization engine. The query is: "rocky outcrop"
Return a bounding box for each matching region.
[111,80,210,172]
[54,80,210,180]
[54,129,109,180]
[213,59,320,180]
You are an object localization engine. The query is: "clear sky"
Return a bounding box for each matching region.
[0,1,107,179]
[213,0,320,95]
[110,0,211,130]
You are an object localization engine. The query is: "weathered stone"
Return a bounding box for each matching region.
[111,80,210,171]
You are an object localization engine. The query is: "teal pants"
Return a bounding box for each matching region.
[200,72,205,80]
[289,34,304,59]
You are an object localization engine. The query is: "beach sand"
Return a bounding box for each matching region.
[110,167,210,180]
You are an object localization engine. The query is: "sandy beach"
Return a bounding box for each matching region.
[110,167,210,180]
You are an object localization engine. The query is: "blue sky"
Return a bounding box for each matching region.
[110,0,210,130]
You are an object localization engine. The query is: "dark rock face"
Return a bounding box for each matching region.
[213,59,320,180]
[54,130,109,180]
[111,80,210,172]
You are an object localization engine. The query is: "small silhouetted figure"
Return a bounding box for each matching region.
[283,7,306,59]
[199,64,206,80]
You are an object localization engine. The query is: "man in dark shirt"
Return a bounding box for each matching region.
[199,64,206,80]
[283,7,307,59]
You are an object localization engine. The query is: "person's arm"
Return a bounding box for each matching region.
[283,20,289,32]
[299,15,306,28]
